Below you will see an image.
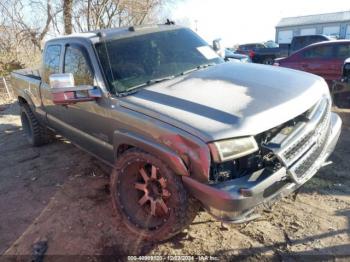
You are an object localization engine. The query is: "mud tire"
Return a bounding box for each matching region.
[110,148,200,242]
[20,104,53,146]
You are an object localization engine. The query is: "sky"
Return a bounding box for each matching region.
[169,0,350,47]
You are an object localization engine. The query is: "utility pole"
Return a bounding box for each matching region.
[194,19,198,32]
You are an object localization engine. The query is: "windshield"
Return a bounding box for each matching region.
[95,28,223,93]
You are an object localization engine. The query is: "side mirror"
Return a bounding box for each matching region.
[49,73,102,105]
[212,40,220,52]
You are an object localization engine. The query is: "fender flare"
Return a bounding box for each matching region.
[113,130,189,176]
[16,89,35,110]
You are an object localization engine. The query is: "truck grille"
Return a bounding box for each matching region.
[283,98,330,164]
[292,127,329,177]
[264,97,331,183]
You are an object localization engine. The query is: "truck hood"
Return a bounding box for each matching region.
[120,62,329,142]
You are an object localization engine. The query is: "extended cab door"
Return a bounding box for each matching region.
[40,44,68,130]
[57,42,114,163]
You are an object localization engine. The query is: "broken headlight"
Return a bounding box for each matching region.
[209,137,259,163]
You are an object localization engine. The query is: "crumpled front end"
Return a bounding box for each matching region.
[183,96,342,222]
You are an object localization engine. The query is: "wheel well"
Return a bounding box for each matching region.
[117,144,134,157]
[18,96,28,105]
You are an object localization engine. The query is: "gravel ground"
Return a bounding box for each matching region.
[0,102,349,261]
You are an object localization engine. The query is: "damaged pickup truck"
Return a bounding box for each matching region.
[11,24,342,242]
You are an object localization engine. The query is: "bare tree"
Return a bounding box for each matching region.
[0,0,61,50]
[63,0,73,34]
[0,22,37,75]
[72,0,167,32]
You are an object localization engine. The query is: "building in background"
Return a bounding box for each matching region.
[276,11,350,44]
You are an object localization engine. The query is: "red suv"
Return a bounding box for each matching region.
[275,40,350,87]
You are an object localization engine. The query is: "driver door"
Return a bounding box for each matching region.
[57,43,114,163]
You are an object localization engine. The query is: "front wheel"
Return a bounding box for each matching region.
[110,149,199,242]
[263,57,275,65]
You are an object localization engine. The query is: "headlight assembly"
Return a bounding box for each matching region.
[209,137,259,163]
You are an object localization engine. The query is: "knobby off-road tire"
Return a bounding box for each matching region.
[20,104,53,146]
[110,149,200,242]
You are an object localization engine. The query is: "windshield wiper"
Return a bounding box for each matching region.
[123,75,176,93]
[180,63,216,76]
[120,64,216,94]
[146,75,176,84]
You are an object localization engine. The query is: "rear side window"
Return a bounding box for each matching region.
[306,36,328,45]
[293,37,308,51]
[239,44,255,51]
[255,44,265,49]
[302,45,333,59]
[64,46,93,86]
[335,44,350,59]
[43,45,61,84]
[292,36,328,53]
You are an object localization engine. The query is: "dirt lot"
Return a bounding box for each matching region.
[0,102,350,261]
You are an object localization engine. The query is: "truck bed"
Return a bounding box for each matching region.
[13,68,41,80]
[11,68,42,109]
[253,46,289,63]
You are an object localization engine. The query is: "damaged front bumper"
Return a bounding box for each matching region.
[183,113,342,222]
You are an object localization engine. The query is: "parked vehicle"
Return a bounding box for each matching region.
[11,24,341,242]
[289,35,332,55]
[235,43,266,59]
[211,39,250,62]
[225,49,251,63]
[275,40,350,87]
[237,35,331,65]
[249,45,289,65]
[332,58,350,108]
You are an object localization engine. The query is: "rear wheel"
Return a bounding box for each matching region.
[110,149,199,242]
[20,104,53,146]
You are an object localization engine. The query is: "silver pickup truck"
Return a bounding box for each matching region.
[11,24,342,242]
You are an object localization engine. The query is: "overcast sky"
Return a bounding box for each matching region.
[169,0,350,47]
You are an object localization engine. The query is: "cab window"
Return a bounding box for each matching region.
[302,45,333,59]
[43,45,61,84]
[64,46,93,86]
[335,44,350,59]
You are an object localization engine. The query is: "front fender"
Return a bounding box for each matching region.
[113,130,189,176]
